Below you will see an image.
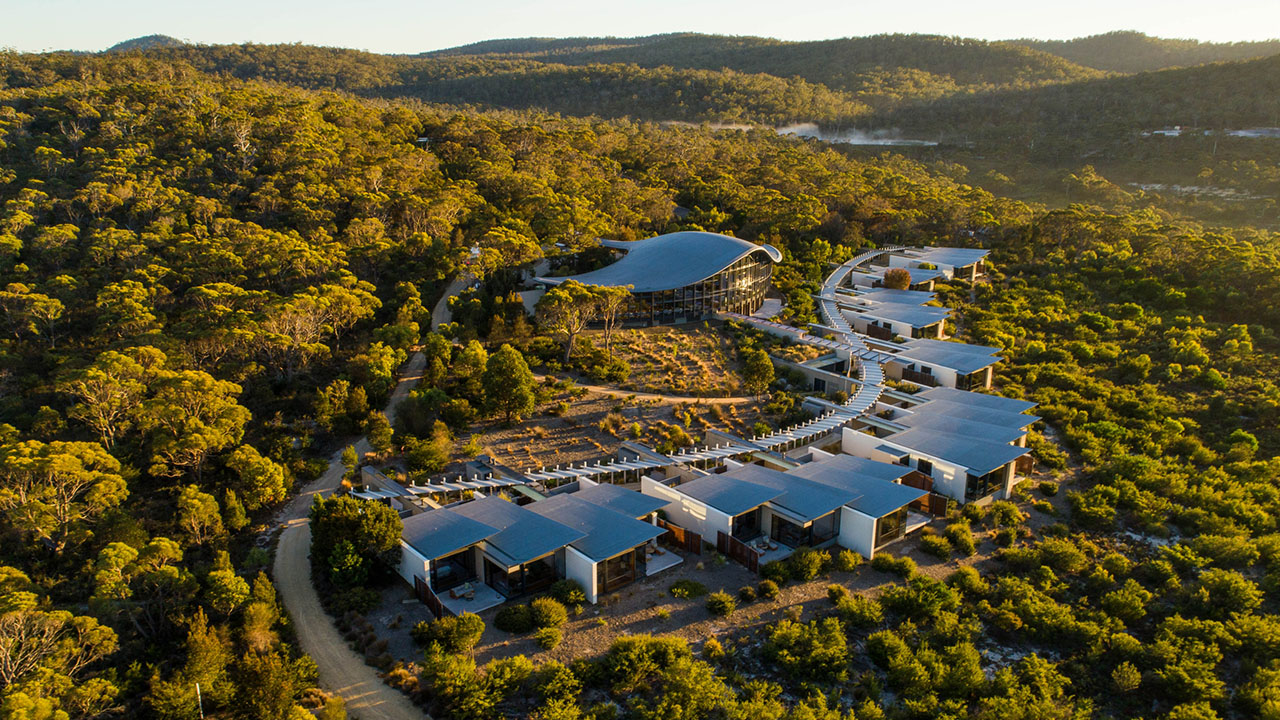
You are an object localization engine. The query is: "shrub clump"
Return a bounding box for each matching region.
[871,552,917,577]
[495,604,534,634]
[705,590,736,617]
[944,522,977,556]
[834,549,864,572]
[535,626,562,650]
[920,534,952,559]
[758,579,781,600]
[738,585,757,602]
[531,597,568,629]
[550,579,587,607]
[1038,481,1059,497]
[669,579,708,599]
[788,546,831,581]
[827,583,850,604]
[411,612,485,653]
[836,594,884,629]
[760,560,790,585]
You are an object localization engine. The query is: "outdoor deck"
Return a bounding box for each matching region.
[440,582,505,616]
[644,549,683,576]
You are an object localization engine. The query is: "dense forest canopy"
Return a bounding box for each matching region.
[1,39,1280,720]
[1012,31,1280,73]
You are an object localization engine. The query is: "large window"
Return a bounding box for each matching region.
[915,458,933,477]
[731,508,761,541]
[770,512,838,547]
[430,548,475,592]
[965,467,1006,502]
[810,512,838,545]
[597,548,639,596]
[876,507,907,546]
[622,251,774,325]
[484,553,560,598]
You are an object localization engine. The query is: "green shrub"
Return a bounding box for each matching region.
[871,552,917,577]
[1033,500,1057,515]
[669,580,708,599]
[760,560,790,585]
[1038,537,1089,574]
[1038,481,1059,497]
[994,527,1018,547]
[531,597,568,628]
[705,590,736,617]
[702,637,725,660]
[880,575,960,619]
[551,579,587,607]
[961,503,987,524]
[763,618,849,682]
[827,583,850,604]
[788,546,831,581]
[920,534,952,559]
[944,523,977,556]
[834,549,863,572]
[758,579,780,600]
[986,500,1026,527]
[411,612,485,653]
[836,594,884,629]
[948,566,990,596]
[738,585,757,602]
[535,626,562,650]
[494,604,534,634]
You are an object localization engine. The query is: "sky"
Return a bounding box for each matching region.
[3,0,1278,53]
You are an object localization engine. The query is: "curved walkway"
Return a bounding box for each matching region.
[274,352,428,720]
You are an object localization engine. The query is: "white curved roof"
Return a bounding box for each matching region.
[535,231,781,293]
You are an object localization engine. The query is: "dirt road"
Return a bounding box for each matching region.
[273,352,428,720]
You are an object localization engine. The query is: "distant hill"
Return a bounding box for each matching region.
[106,34,186,52]
[1014,31,1280,73]
[428,33,1105,96]
[873,53,1280,153]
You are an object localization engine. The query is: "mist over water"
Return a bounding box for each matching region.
[777,123,939,146]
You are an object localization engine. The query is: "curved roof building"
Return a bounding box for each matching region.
[535,231,781,325]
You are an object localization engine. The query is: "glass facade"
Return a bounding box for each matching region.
[617,251,775,326]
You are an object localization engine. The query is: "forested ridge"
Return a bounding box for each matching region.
[1012,31,1280,73]
[1,47,1280,719]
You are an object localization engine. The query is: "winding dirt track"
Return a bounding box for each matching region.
[273,352,428,720]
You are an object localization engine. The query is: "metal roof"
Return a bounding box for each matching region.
[571,482,668,519]
[720,464,858,523]
[448,496,586,568]
[525,494,664,562]
[534,231,781,293]
[847,288,937,305]
[892,343,1001,375]
[671,473,783,516]
[910,247,989,268]
[881,427,1029,476]
[787,454,913,485]
[893,412,1029,445]
[915,386,1037,413]
[843,303,951,328]
[911,399,1039,429]
[401,507,499,561]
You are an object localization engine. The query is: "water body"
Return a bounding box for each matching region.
[658,120,938,146]
[777,123,939,147]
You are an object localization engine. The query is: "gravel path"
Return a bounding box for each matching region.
[273,352,428,720]
[534,372,756,405]
[431,275,471,330]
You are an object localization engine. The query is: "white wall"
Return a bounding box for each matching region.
[398,541,430,587]
[841,428,968,502]
[640,477,732,539]
[565,545,598,604]
[838,507,877,558]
